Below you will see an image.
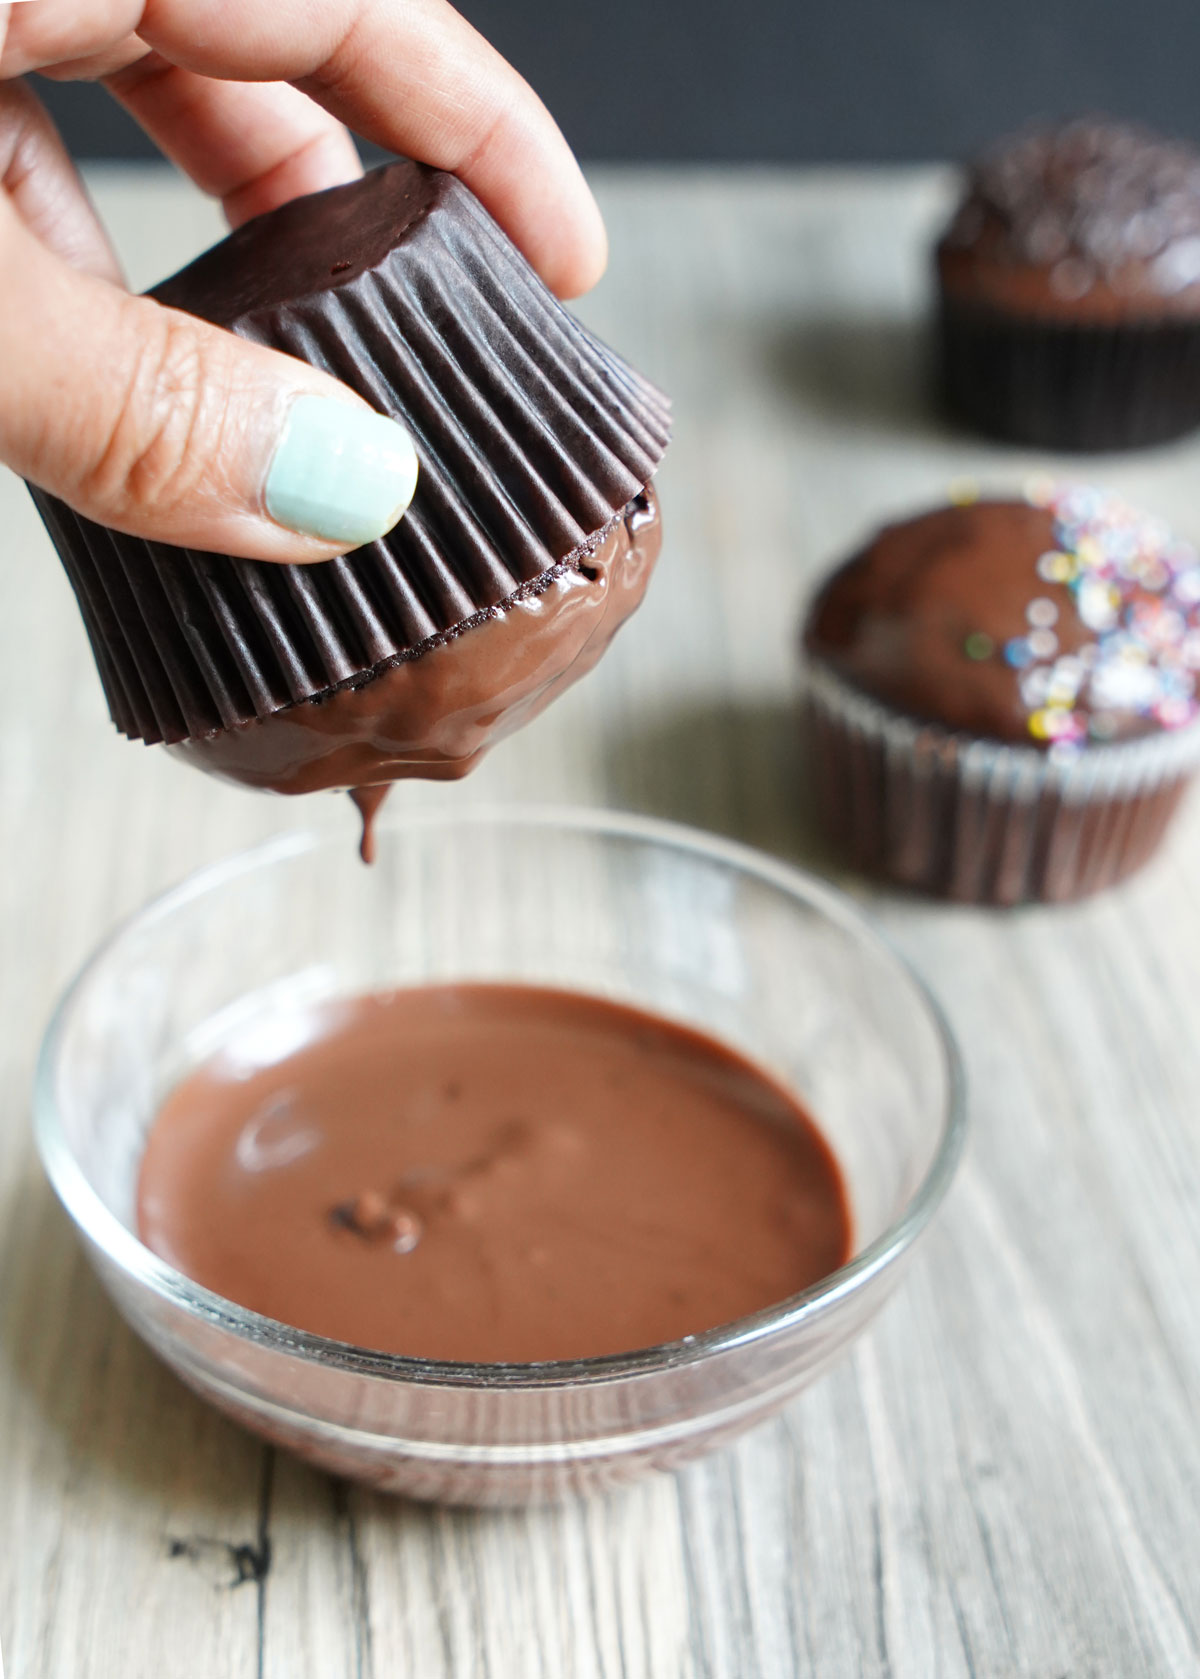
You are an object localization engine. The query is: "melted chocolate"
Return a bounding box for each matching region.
[136,984,852,1364]
[349,786,390,865]
[173,487,661,848]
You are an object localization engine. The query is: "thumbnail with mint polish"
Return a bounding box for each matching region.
[137,984,852,1364]
[25,162,670,851]
[263,395,420,549]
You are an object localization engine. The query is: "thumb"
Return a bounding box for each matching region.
[0,193,418,561]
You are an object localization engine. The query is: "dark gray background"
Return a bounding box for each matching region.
[31,0,1200,162]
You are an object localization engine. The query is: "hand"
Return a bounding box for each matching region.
[0,0,607,560]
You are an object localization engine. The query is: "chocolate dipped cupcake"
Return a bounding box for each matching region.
[803,483,1200,904]
[937,121,1200,450]
[28,163,670,851]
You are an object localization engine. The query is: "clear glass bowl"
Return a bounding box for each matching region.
[35,807,964,1505]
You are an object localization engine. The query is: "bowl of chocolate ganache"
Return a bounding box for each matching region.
[35,808,964,1505]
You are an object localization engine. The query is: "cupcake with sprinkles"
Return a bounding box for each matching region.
[802,482,1200,903]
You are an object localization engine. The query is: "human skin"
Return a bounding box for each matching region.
[0,0,607,561]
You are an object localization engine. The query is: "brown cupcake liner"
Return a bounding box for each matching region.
[29,165,671,747]
[804,662,1200,905]
[936,294,1200,452]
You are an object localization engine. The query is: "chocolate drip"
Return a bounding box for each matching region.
[349,785,391,865]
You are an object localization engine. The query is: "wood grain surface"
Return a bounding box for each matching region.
[2,165,1200,1678]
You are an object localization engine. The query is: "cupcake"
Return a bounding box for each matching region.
[28,162,670,855]
[802,482,1200,904]
[936,120,1200,451]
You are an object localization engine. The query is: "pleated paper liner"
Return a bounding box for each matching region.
[804,661,1200,905]
[936,295,1200,451]
[28,162,671,748]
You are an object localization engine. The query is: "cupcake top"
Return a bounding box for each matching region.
[804,483,1200,750]
[937,120,1200,321]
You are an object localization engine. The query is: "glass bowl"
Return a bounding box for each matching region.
[35,807,964,1505]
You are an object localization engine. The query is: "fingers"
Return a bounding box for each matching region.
[105,55,361,227]
[1,0,143,78]
[141,0,607,297]
[0,79,121,281]
[34,31,151,83]
[0,192,418,561]
[0,0,600,578]
[3,0,605,296]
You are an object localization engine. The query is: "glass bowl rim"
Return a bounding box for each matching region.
[34,803,966,1391]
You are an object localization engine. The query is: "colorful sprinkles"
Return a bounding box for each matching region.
[973,482,1200,751]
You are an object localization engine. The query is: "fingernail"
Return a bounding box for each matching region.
[265,395,419,545]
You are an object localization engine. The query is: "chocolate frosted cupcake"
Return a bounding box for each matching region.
[803,483,1200,904]
[937,121,1200,450]
[28,163,670,847]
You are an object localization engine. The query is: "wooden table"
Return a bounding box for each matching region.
[3,164,1200,1679]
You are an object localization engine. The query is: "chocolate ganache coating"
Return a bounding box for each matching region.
[805,487,1200,750]
[938,120,1200,323]
[176,487,662,798]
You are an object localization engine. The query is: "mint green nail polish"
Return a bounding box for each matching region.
[265,396,419,545]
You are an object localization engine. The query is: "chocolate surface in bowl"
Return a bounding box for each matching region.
[137,982,852,1364]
